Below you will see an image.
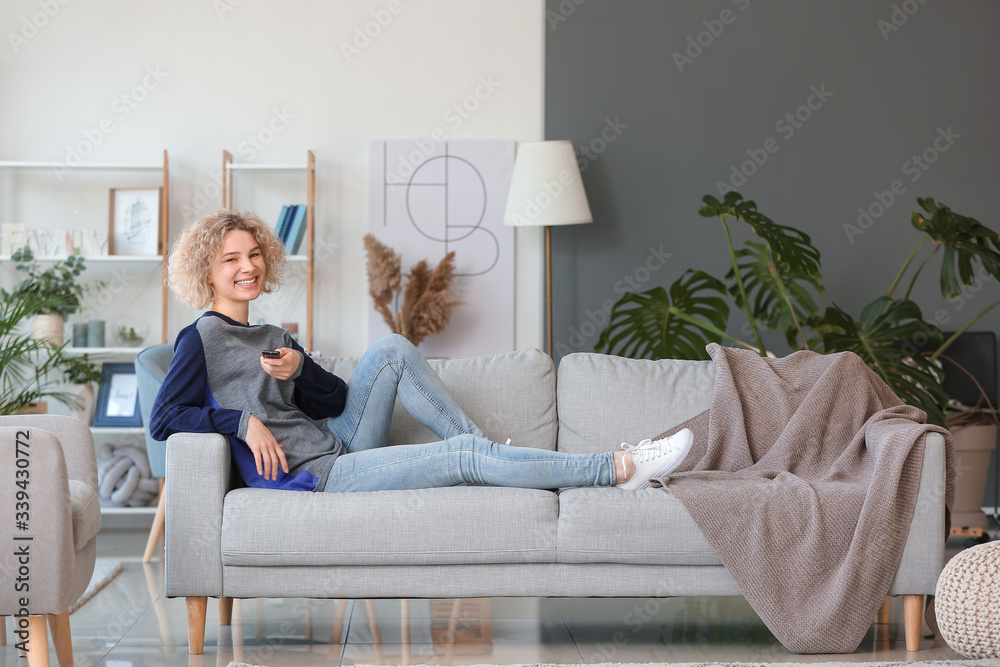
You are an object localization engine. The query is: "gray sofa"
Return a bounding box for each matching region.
[164,348,947,654]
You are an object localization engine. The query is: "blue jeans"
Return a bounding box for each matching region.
[322,334,616,492]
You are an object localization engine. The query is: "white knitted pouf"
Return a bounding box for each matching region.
[935,539,1000,658]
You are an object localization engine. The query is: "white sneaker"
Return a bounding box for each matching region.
[617,428,694,490]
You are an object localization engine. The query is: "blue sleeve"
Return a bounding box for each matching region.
[288,338,348,420]
[150,325,248,441]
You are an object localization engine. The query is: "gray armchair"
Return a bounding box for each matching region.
[135,343,174,563]
[0,415,101,667]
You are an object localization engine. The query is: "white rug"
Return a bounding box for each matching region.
[226,661,1000,667]
[68,559,123,613]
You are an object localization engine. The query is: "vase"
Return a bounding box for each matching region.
[87,319,105,348]
[67,384,96,426]
[950,423,998,529]
[31,313,64,346]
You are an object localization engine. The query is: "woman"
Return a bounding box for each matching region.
[150,209,692,493]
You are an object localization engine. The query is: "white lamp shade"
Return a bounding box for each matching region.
[503,140,593,227]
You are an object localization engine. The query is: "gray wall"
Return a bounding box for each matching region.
[545,0,1000,363]
[546,0,999,515]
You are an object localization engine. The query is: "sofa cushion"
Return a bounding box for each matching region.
[557,353,715,454]
[317,348,556,450]
[556,487,721,566]
[221,485,559,566]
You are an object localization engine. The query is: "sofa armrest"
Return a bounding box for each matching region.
[888,430,947,595]
[164,432,230,598]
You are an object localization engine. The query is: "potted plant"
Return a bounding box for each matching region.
[597,193,1000,431]
[0,246,91,346]
[61,353,103,425]
[1,291,74,415]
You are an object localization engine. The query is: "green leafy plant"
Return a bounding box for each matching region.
[597,193,1000,427]
[594,270,730,360]
[0,246,91,320]
[116,325,145,346]
[61,353,103,386]
[0,292,75,415]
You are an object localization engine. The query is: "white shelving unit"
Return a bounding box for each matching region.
[222,150,316,350]
[2,152,171,519]
[0,150,171,344]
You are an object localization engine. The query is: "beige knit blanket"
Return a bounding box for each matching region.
[651,343,954,654]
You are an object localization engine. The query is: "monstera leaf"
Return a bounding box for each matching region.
[727,241,824,344]
[700,192,822,281]
[820,297,949,426]
[595,270,730,360]
[911,198,1000,299]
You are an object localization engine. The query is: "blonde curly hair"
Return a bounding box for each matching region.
[167,209,286,309]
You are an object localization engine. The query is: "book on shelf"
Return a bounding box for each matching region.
[274,205,291,242]
[285,204,308,254]
[280,204,298,246]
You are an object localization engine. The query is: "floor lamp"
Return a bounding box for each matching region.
[503,141,593,355]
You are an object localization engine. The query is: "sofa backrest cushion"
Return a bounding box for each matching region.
[557,353,715,454]
[315,348,557,450]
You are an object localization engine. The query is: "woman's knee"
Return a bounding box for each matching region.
[369,333,418,360]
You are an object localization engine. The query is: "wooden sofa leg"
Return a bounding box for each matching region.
[1,615,6,646]
[903,594,923,652]
[48,612,73,667]
[142,482,166,564]
[876,596,890,624]
[25,615,50,667]
[186,597,208,655]
[219,597,233,625]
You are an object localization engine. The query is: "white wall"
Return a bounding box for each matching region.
[0,0,545,355]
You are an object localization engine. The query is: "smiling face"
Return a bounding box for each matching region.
[207,229,266,322]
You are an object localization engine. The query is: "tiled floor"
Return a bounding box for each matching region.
[2,528,990,667]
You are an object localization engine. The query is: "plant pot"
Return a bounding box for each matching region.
[67,383,96,426]
[17,402,48,415]
[950,423,998,529]
[31,313,64,346]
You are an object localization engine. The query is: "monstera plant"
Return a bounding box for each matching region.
[596,193,1000,427]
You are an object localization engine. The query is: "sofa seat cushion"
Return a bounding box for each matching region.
[222,486,559,566]
[556,487,721,565]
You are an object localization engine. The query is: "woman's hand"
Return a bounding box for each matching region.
[260,347,301,381]
[244,414,290,481]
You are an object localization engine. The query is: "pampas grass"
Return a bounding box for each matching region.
[363,234,458,347]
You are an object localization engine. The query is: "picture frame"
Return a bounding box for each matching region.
[92,362,142,427]
[109,187,161,256]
